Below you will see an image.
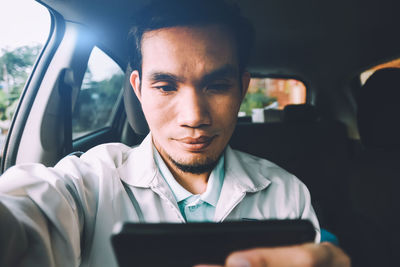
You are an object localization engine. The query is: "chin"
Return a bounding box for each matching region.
[173,153,212,166]
[168,153,220,174]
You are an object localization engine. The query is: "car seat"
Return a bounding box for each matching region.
[344,68,400,267]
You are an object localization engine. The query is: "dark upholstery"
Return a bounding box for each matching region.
[357,68,400,150]
[345,68,400,267]
[230,105,350,231]
[123,67,149,136]
[283,104,320,122]
[264,109,283,122]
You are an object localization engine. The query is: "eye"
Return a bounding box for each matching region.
[207,83,231,92]
[155,85,176,92]
[152,83,177,93]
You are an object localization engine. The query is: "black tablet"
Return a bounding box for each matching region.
[111,219,316,267]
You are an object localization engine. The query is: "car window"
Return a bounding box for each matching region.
[72,47,124,139]
[360,58,400,85]
[239,77,306,120]
[0,0,50,159]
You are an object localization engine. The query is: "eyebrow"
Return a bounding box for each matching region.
[147,64,239,85]
[148,72,183,84]
[200,64,239,86]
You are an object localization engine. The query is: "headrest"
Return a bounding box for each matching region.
[283,104,319,122]
[123,68,149,135]
[357,68,400,150]
[264,109,283,123]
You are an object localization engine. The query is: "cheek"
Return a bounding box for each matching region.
[212,95,241,123]
[141,93,174,130]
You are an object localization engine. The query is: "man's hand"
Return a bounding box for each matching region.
[194,242,351,267]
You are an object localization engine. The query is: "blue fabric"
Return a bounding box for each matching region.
[153,146,225,222]
[320,228,339,245]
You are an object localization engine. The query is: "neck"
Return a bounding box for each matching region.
[167,164,211,195]
[153,143,212,194]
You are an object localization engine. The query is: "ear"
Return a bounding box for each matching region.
[130,70,142,102]
[240,71,251,100]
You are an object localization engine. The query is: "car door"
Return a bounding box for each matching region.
[1,4,127,171]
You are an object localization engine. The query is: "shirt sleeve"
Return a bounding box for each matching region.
[0,157,97,267]
[295,175,321,243]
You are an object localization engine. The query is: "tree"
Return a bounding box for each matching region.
[240,88,277,116]
[0,45,42,121]
[0,91,8,120]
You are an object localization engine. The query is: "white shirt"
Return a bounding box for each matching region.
[0,133,320,267]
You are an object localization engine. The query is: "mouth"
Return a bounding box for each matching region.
[174,135,216,152]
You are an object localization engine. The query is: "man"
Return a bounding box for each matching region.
[0,0,350,266]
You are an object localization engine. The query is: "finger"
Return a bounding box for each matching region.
[315,242,351,267]
[224,243,351,267]
[226,246,314,267]
[193,265,222,267]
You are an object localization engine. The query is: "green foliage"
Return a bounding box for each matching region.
[0,45,41,85]
[0,45,42,121]
[0,91,9,120]
[5,99,19,121]
[240,88,277,116]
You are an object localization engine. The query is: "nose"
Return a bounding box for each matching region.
[177,88,211,128]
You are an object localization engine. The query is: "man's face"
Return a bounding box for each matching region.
[130,25,249,173]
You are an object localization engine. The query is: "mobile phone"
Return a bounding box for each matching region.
[111,219,316,267]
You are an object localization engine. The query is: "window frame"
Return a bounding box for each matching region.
[242,73,310,111]
[71,46,126,141]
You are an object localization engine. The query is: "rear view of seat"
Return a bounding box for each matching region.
[344,68,400,267]
[230,104,350,233]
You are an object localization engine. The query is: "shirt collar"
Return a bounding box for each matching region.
[199,154,224,206]
[153,146,191,202]
[117,133,271,194]
[153,145,225,207]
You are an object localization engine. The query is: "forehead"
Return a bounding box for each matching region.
[140,25,238,77]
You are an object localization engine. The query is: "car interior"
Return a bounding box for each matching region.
[1,0,399,266]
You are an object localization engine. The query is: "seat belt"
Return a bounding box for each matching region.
[121,180,145,222]
[59,69,74,155]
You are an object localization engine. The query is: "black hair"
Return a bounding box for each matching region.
[128,0,255,77]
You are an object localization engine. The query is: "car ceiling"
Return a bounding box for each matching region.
[38,0,400,84]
